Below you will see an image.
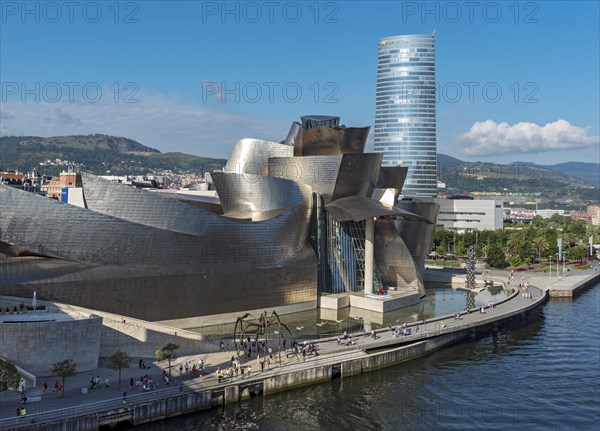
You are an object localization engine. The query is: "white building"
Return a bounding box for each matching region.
[435,198,503,232]
[536,209,565,218]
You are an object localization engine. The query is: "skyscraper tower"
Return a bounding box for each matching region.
[374,33,437,197]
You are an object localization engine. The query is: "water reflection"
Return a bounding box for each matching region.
[187,286,513,342]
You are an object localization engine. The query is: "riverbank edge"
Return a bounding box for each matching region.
[3,272,598,431]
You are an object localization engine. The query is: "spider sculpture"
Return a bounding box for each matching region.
[233,310,296,363]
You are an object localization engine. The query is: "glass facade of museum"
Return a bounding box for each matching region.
[374,34,437,197]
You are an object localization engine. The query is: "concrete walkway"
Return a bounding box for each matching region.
[1,267,598,429]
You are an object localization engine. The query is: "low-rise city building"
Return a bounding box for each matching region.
[435,196,503,232]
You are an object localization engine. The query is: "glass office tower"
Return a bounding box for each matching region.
[374,34,437,197]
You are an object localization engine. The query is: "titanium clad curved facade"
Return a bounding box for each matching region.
[82,172,215,236]
[0,184,316,320]
[331,153,382,201]
[394,199,440,288]
[298,127,370,156]
[374,218,424,296]
[269,156,343,203]
[224,139,293,175]
[374,34,437,197]
[0,185,312,266]
[301,115,340,129]
[283,122,302,146]
[211,172,310,219]
[0,114,440,321]
[394,199,440,257]
[376,166,408,190]
[326,196,432,223]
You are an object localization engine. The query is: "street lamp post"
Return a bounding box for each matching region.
[549,255,552,279]
[453,231,456,255]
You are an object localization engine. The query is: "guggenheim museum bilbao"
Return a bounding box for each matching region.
[0,116,439,323]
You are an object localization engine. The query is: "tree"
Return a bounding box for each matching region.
[531,236,549,260]
[562,233,577,248]
[486,243,507,268]
[507,232,524,256]
[107,350,130,388]
[50,359,77,397]
[155,343,179,377]
[565,245,586,263]
[0,359,20,392]
[455,240,467,257]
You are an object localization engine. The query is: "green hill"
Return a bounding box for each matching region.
[437,153,598,206]
[0,135,226,176]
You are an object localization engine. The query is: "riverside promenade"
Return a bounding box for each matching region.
[1,269,598,431]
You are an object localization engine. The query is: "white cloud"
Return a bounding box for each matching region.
[0,92,291,159]
[458,119,599,156]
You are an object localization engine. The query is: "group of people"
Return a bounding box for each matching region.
[132,374,153,390]
[520,281,535,299]
[337,333,355,346]
[215,362,251,383]
[16,405,26,421]
[237,337,274,359]
[179,358,204,376]
[391,324,412,338]
[89,374,109,389]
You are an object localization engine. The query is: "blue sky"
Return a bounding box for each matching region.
[1,1,599,164]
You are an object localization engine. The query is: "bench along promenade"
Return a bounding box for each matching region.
[1,271,598,431]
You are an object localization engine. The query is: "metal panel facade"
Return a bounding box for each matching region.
[0,115,438,321]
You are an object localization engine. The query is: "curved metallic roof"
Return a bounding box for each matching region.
[374,218,423,296]
[331,153,382,201]
[325,195,433,223]
[0,184,313,266]
[294,126,370,156]
[394,199,440,256]
[376,166,408,190]
[269,155,343,203]
[300,115,340,129]
[211,172,311,220]
[283,122,302,147]
[224,138,293,175]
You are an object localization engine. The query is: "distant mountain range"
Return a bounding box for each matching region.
[539,161,600,188]
[0,134,226,176]
[437,153,599,188]
[0,136,597,203]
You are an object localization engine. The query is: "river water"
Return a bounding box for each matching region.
[136,283,600,431]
